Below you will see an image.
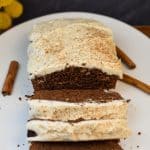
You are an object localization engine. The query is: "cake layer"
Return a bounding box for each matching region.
[30,140,123,150]
[31,67,118,90]
[31,89,123,102]
[27,119,130,141]
[28,100,127,121]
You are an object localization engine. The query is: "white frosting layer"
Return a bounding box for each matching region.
[27,119,130,141]
[28,100,128,121]
[27,18,122,79]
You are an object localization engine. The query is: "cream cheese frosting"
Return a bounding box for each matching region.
[28,100,128,121]
[27,119,130,141]
[27,18,122,79]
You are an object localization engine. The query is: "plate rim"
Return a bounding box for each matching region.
[0,11,149,40]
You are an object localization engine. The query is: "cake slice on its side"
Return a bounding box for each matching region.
[28,90,127,121]
[30,140,123,150]
[27,19,122,91]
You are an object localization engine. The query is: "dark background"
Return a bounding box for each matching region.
[15,0,150,25]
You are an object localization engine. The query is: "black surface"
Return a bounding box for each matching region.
[14,0,150,25]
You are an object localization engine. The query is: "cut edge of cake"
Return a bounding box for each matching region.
[27,18,123,91]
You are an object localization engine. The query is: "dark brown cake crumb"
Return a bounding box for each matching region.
[138,132,141,135]
[126,99,131,103]
[28,130,37,137]
[45,51,49,54]
[25,95,32,98]
[17,144,20,147]
[137,145,139,148]
[65,63,69,67]
[81,63,86,66]
[18,97,22,101]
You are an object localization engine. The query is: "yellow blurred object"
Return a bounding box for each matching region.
[4,0,23,18]
[0,0,13,7]
[0,0,23,31]
[0,12,12,29]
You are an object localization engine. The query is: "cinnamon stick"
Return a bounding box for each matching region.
[120,74,150,94]
[116,46,136,69]
[2,60,19,96]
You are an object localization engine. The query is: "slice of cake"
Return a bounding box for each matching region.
[27,19,122,91]
[27,90,130,142]
[28,90,127,121]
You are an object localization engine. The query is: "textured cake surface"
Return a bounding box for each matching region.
[27,18,122,79]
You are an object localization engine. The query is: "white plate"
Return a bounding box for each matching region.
[0,12,150,150]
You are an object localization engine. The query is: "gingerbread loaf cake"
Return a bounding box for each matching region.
[27,19,122,91]
[27,19,130,150]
